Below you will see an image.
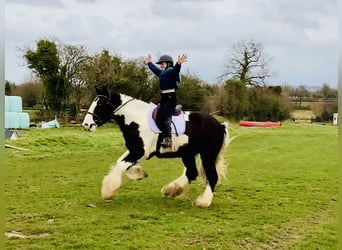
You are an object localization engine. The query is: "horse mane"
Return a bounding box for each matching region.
[119,94,150,109]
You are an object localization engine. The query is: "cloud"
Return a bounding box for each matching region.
[6,0,65,8]
[4,0,338,86]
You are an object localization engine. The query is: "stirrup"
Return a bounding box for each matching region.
[161,137,172,148]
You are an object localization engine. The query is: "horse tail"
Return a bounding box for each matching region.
[215,122,229,181]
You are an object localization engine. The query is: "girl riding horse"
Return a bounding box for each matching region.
[145,54,188,148]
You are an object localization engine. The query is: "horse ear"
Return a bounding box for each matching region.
[95,86,109,96]
[101,86,110,96]
[95,86,100,94]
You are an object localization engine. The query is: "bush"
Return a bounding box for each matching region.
[311,100,338,122]
[247,87,292,121]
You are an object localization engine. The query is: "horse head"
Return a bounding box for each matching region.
[81,86,121,131]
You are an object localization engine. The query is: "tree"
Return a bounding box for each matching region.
[5,80,14,95]
[219,40,278,119]
[24,40,65,113]
[290,85,310,109]
[59,44,90,120]
[202,84,223,114]
[221,40,272,87]
[24,39,91,120]
[317,83,337,99]
[81,50,156,104]
[222,79,248,120]
[247,87,291,121]
[11,81,43,107]
[82,50,123,95]
[176,73,207,111]
[120,59,152,100]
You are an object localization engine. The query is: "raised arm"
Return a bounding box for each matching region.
[146,54,161,76]
[174,54,188,73]
[177,54,188,65]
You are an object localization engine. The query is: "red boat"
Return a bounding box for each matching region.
[239,121,281,127]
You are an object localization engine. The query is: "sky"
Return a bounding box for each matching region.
[5,0,338,87]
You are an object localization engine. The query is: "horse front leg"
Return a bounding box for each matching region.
[161,155,198,197]
[101,151,147,202]
[161,168,189,197]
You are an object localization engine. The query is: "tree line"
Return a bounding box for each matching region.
[5,39,338,123]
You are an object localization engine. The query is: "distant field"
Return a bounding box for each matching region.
[290,110,315,122]
[5,122,337,249]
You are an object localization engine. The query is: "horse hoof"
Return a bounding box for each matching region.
[160,147,173,154]
[101,189,118,201]
[103,199,113,203]
[161,185,184,197]
[193,195,212,208]
[192,200,211,208]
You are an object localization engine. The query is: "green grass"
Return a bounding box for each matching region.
[5,122,338,249]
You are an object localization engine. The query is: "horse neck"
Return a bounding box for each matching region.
[117,94,149,127]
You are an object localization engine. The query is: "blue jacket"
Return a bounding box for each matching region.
[148,62,181,90]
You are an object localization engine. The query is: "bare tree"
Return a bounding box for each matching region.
[221,40,273,87]
[59,44,90,121]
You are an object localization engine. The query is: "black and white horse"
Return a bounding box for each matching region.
[81,86,229,207]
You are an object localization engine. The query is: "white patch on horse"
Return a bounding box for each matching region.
[159,134,189,153]
[161,169,189,197]
[101,151,131,201]
[184,111,190,121]
[116,94,189,155]
[116,95,160,156]
[116,95,150,128]
[82,98,98,131]
[140,129,158,156]
[193,184,214,208]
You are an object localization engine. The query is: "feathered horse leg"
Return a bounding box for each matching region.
[101,151,147,202]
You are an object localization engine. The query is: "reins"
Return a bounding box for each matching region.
[113,97,135,115]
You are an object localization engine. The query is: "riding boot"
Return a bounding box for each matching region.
[161,119,172,148]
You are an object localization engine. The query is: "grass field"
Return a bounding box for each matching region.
[5,122,338,249]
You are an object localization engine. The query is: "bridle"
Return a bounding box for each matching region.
[86,94,135,125]
[86,94,114,119]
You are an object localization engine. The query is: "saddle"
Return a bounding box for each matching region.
[148,103,186,135]
[151,103,183,121]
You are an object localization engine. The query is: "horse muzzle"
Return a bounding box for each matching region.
[81,122,97,132]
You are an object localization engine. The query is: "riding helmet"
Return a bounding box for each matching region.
[156,55,174,65]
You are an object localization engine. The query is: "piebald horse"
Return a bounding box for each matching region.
[82,86,229,207]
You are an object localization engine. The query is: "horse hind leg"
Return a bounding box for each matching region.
[193,155,218,208]
[161,155,197,197]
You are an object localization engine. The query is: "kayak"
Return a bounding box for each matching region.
[239,121,281,127]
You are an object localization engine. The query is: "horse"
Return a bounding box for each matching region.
[81,86,230,208]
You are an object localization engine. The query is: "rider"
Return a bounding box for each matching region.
[145,53,188,148]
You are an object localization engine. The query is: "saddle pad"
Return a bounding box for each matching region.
[148,103,186,134]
